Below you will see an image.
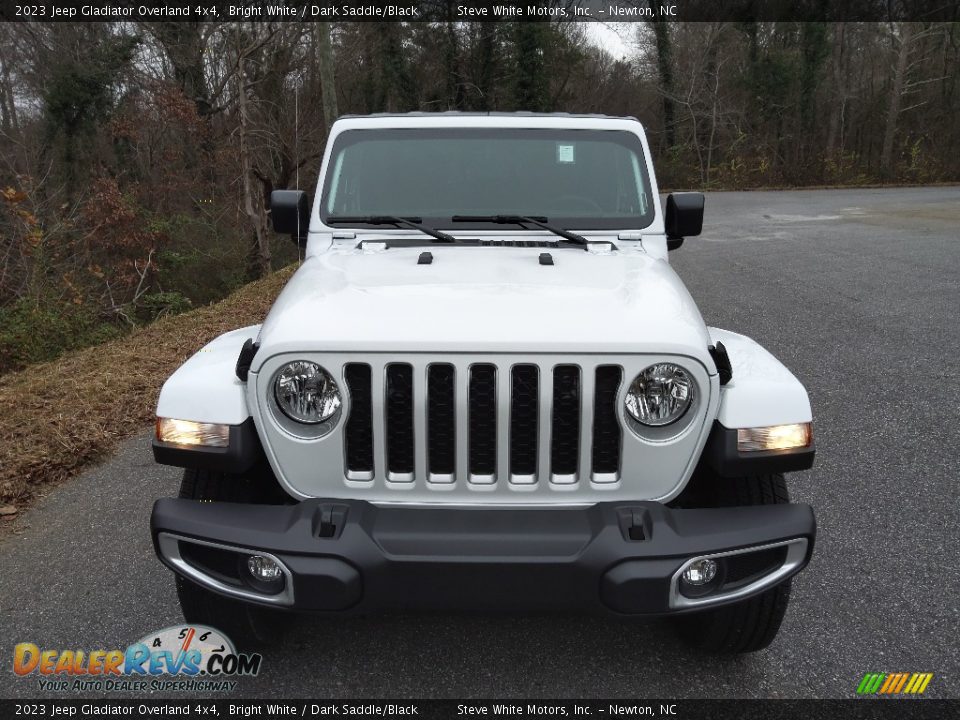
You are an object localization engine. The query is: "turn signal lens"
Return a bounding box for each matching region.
[156,418,229,448]
[737,423,812,452]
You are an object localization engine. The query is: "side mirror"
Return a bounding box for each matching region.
[270,190,309,244]
[664,192,705,250]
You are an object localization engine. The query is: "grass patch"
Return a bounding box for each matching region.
[0,265,295,509]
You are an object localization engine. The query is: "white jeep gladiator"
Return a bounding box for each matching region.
[151,113,816,654]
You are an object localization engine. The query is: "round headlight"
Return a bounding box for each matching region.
[625,363,694,427]
[273,361,341,424]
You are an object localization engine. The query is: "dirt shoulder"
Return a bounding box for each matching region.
[0,266,294,523]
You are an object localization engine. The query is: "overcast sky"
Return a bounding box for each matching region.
[584,22,635,61]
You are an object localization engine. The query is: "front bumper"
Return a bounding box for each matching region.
[150,499,815,615]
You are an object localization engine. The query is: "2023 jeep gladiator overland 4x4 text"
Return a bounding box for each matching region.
[150,113,815,654]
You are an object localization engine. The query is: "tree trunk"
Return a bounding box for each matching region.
[317,22,339,133]
[443,7,465,110]
[513,21,548,111]
[800,22,828,166]
[237,56,271,280]
[881,24,914,176]
[0,56,17,132]
[474,23,498,111]
[647,17,676,148]
[377,23,416,112]
[825,23,846,158]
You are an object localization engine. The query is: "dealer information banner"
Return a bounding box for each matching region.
[0,0,958,22]
[2,699,958,718]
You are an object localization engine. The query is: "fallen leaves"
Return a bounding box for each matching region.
[0,264,295,509]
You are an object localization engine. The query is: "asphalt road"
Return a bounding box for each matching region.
[2,187,959,699]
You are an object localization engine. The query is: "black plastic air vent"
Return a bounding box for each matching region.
[591,366,623,475]
[551,365,580,476]
[469,364,497,476]
[344,364,374,475]
[427,364,456,476]
[386,364,415,476]
[510,365,539,476]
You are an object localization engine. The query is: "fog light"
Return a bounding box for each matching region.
[682,558,718,586]
[247,555,283,582]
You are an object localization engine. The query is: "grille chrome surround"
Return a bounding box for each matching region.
[252,353,717,504]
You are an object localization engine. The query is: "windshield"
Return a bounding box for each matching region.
[320,128,655,231]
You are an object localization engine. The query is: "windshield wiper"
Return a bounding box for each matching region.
[327,215,456,243]
[451,215,588,246]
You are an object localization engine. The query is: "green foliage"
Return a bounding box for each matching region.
[42,33,141,190]
[135,291,193,322]
[512,23,550,111]
[0,299,123,374]
[2,18,959,378]
[44,36,137,135]
[747,51,796,121]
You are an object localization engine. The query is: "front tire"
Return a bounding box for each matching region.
[174,468,290,649]
[672,473,794,654]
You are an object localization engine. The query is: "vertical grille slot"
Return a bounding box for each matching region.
[550,365,581,481]
[344,363,373,480]
[427,364,456,481]
[510,365,539,480]
[385,364,414,481]
[468,364,497,481]
[591,365,623,480]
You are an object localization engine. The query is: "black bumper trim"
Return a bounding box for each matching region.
[151,498,815,615]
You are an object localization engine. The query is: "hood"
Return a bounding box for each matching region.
[254,244,712,365]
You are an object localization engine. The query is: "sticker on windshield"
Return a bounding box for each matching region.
[557,144,575,164]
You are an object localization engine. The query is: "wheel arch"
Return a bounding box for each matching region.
[708,327,812,429]
[156,325,261,425]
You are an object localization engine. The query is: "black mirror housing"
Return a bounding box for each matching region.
[270,190,309,243]
[665,192,705,242]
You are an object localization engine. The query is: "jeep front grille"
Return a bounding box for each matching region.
[385,364,415,481]
[550,365,581,482]
[343,364,374,478]
[343,360,623,488]
[426,364,456,480]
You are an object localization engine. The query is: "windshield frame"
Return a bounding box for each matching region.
[318,127,656,232]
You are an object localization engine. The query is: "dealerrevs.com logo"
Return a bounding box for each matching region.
[13,625,261,692]
[857,673,934,696]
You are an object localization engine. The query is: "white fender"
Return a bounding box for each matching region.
[708,328,812,429]
[155,326,260,425]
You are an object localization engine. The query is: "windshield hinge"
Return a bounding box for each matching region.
[617,232,644,241]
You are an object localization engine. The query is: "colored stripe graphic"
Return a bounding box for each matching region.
[892,673,910,693]
[857,673,933,695]
[913,673,933,694]
[857,673,886,694]
[879,674,897,693]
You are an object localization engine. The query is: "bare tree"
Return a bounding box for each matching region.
[317,22,339,133]
[646,16,676,148]
[881,23,945,175]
